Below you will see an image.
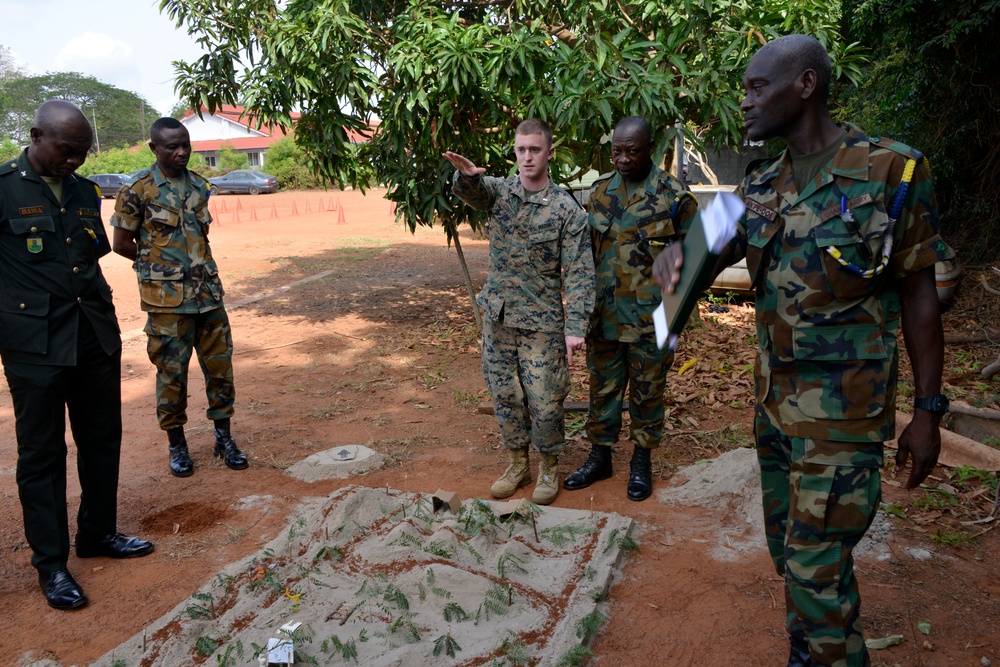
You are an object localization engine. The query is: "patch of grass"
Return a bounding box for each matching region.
[307,398,354,420]
[453,388,483,409]
[365,435,430,469]
[931,527,976,546]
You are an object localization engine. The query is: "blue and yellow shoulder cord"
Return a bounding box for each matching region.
[824,157,929,278]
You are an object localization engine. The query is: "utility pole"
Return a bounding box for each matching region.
[91,108,100,153]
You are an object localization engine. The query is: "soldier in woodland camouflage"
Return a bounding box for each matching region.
[443,119,595,506]
[563,116,697,502]
[111,118,248,477]
[653,35,951,667]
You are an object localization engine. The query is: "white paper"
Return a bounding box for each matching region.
[653,302,678,351]
[266,637,294,664]
[703,191,742,254]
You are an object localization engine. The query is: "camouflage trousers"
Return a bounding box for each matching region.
[756,403,883,667]
[481,317,568,455]
[585,335,673,450]
[145,307,235,430]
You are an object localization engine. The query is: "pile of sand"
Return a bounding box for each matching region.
[657,447,893,562]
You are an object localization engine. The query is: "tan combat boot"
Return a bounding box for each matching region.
[490,448,531,499]
[532,454,560,505]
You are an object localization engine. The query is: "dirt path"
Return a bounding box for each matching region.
[0,188,997,666]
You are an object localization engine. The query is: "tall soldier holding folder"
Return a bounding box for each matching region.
[563,117,697,501]
[653,35,952,667]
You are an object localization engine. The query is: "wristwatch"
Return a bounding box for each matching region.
[914,393,949,415]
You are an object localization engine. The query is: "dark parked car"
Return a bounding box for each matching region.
[90,173,130,198]
[208,170,279,195]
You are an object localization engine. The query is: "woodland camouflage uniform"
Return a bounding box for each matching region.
[111,165,234,430]
[453,172,594,455]
[733,123,953,666]
[586,164,697,450]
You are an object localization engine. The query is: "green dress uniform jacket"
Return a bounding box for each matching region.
[731,123,954,445]
[453,172,594,338]
[0,150,123,573]
[0,151,120,362]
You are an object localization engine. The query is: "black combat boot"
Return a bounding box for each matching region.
[213,418,249,470]
[563,445,613,490]
[626,447,653,501]
[167,426,194,477]
[787,635,811,667]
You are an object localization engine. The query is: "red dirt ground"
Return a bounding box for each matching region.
[0,188,997,666]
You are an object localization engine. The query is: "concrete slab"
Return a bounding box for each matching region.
[285,445,384,481]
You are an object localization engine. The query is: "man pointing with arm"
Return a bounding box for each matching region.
[443,118,594,506]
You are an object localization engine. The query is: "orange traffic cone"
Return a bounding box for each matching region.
[236,197,243,211]
[328,197,336,210]
[337,205,346,225]
[318,198,325,212]
[220,199,228,213]
[305,199,312,213]
[232,211,240,224]
[250,206,258,221]
[291,200,299,216]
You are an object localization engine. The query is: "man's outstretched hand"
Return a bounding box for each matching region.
[442,151,486,178]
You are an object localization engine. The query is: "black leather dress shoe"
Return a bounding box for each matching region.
[39,569,88,610]
[76,533,155,559]
[563,446,613,490]
[787,636,812,667]
[626,448,653,501]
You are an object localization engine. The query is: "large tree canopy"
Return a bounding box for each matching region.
[840,0,1000,263]
[162,0,861,235]
[0,71,158,150]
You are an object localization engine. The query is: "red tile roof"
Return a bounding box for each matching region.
[180,104,377,152]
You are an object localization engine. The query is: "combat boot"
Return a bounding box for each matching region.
[627,447,653,501]
[563,445,613,490]
[167,426,194,477]
[532,454,560,505]
[490,448,531,499]
[213,418,249,470]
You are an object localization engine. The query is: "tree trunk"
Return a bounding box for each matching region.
[449,222,482,332]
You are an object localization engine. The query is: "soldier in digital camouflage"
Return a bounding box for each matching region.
[562,116,697,502]
[111,117,248,478]
[653,35,952,667]
[443,119,595,506]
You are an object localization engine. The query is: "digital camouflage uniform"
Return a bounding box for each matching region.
[111,164,235,430]
[0,152,123,572]
[587,165,697,450]
[730,124,953,666]
[453,172,594,455]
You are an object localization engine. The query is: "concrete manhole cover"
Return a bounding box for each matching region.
[285,445,384,481]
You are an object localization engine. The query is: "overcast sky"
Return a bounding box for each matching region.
[0,0,206,116]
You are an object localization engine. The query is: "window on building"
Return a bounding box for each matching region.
[205,155,217,168]
[248,152,260,167]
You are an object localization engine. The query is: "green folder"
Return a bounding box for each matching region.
[654,192,743,349]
